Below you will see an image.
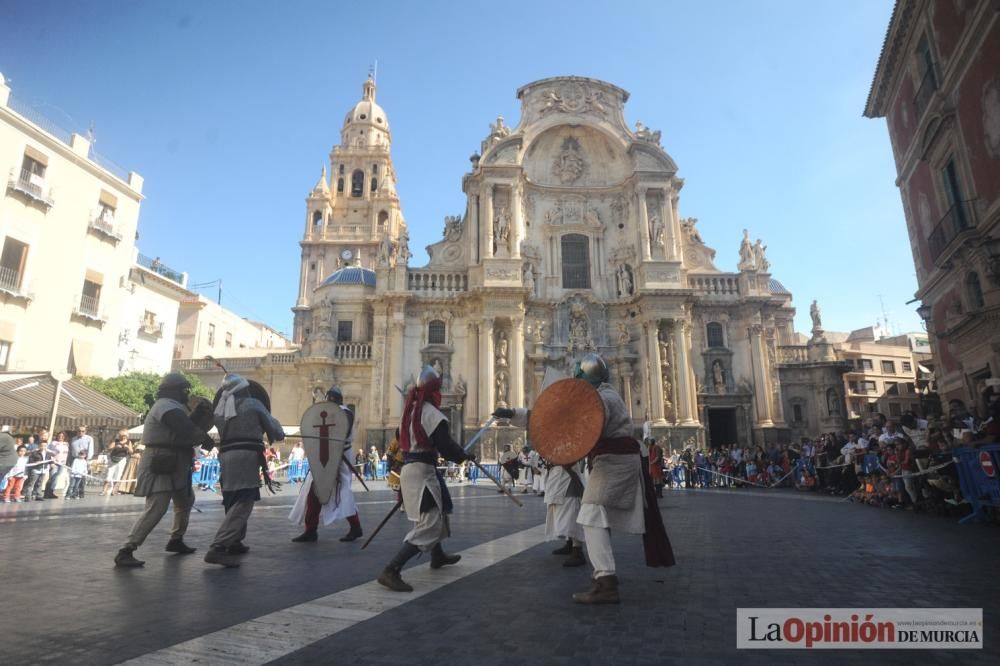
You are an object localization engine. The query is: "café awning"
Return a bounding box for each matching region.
[0,372,140,431]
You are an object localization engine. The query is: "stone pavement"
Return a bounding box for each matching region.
[0,480,997,665]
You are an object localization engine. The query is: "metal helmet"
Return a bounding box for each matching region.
[159,372,192,392]
[326,385,344,404]
[416,365,440,388]
[574,353,609,386]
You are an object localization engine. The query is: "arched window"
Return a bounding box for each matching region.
[966,271,985,309]
[428,320,446,345]
[372,164,378,174]
[336,178,344,193]
[377,210,389,228]
[706,322,724,348]
[561,234,590,289]
[370,177,378,192]
[338,164,345,175]
[351,170,364,197]
[312,210,323,226]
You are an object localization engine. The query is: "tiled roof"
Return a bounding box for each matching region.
[320,266,376,287]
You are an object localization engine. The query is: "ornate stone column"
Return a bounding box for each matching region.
[645,320,666,424]
[673,321,697,425]
[388,318,406,421]
[466,321,479,424]
[683,320,701,424]
[749,324,774,426]
[637,186,651,262]
[661,188,678,261]
[619,362,633,418]
[479,316,495,418]
[511,181,523,260]
[484,184,495,258]
[510,316,525,407]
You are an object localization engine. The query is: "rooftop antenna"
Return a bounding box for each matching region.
[369,60,378,83]
[877,294,892,338]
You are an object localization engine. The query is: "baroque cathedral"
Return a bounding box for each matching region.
[222,76,848,456]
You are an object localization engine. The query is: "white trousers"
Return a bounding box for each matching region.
[583,525,615,578]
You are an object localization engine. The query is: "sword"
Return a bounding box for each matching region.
[344,452,371,492]
[359,417,502,549]
[472,458,523,507]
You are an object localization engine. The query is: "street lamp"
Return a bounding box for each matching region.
[916,302,932,331]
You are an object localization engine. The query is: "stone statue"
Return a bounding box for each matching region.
[682,217,703,244]
[753,239,769,272]
[810,300,822,330]
[483,115,510,152]
[496,331,509,367]
[377,231,394,267]
[617,263,633,296]
[617,321,630,346]
[658,333,671,368]
[585,206,601,226]
[495,372,508,406]
[712,359,726,394]
[634,121,662,146]
[649,212,664,249]
[313,298,333,332]
[431,357,443,375]
[454,375,467,395]
[533,319,546,343]
[827,388,840,416]
[398,228,411,265]
[523,264,535,293]
[493,206,510,255]
[738,229,755,271]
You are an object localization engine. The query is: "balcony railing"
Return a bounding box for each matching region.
[77,294,100,317]
[138,320,164,338]
[6,168,54,208]
[87,213,123,244]
[0,265,23,293]
[688,274,740,296]
[927,199,977,263]
[913,68,938,119]
[137,253,185,286]
[407,270,468,293]
[333,342,372,360]
[777,345,808,363]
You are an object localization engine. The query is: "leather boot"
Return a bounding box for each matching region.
[551,541,573,556]
[339,526,363,542]
[430,543,460,569]
[378,542,420,592]
[563,546,586,568]
[114,546,145,568]
[572,575,620,604]
[165,539,196,555]
[291,529,318,543]
[204,547,241,568]
[227,541,250,555]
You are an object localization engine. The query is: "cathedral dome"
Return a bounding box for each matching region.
[343,76,389,131]
[320,266,376,288]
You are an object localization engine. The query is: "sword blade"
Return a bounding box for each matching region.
[360,497,403,550]
[463,416,497,452]
[473,459,523,507]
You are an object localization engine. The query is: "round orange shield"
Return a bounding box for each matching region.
[528,378,605,464]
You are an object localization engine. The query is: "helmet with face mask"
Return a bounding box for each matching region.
[574,353,609,386]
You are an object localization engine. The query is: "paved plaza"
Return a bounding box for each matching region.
[1,480,997,665]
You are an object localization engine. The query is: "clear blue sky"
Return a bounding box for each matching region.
[1,0,916,339]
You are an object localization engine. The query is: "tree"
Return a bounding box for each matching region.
[80,372,215,417]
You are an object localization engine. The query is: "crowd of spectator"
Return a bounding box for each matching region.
[647,398,998,516]
[1,425,143,502]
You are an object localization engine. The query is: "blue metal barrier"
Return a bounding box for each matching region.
[469,463,500,484]
[192,459,220,491]
[953,445,1000,524]
[286,460,310,483]
[861,453,881,475]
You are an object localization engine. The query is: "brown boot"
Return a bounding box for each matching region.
[562,546,586,567]
[377,567,413,592]
[204,547,241,568]
[572,575,620,604]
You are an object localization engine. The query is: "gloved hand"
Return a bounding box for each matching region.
[493,408,515,420]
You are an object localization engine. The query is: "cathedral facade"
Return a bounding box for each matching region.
[212,76,848,455]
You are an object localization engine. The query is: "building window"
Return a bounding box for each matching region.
[338,164,344,175]
[705,322,724,348]
[79,279,101,317]
[0,340,10,370]
[337,320,353,342]
[225,332,232,348]
[0,237,28,292]
[850,400,861,416]
[351,170,364,197]
[966,272,985,310]
[792,404,803,422]
[861,358,873,371]
[370,177,378,192]
[372,164,378,174]
[208,323,216,347]
[902,361,913,373]
[377,210,388,228]
[862,380,877,393]
[886,381,898,395]
[337,178,344,193]
[313,211,323,226]
[867,402,877,414]
[428,320,446,345]
[889,403,902,417]
[881,360,896,374]
[913,33,937,117]
[941,158,969,230]
[848,380,858,393]
[20,153,47,190]
[561,234,590,289]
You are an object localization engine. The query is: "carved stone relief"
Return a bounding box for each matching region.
[551,137,587,184]
[537,82,609,118]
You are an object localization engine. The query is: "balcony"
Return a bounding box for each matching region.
[928,199,977,264]
[333,342,371,360]
[137,253,186,286]
[87,213,123,244]
[913,68,937,119]
[0,265,31,303]
[688,274,740,296]
[138,320,164,339]
[777,345,808,363]
[407,270,468,294]
[6,168,54,208]
[72,294,105,325]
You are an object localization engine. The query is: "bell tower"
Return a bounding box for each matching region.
[292,75,407,344]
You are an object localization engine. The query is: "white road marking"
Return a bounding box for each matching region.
[119,523,547,665]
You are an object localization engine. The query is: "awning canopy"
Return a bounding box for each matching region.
[0,372,140,431]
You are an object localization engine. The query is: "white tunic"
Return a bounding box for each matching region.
[289,405,357,526]
[400,403,450,550]
[544,462,585,542]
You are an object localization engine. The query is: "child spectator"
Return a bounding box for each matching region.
[68,450,89,499]
[3,445,28,502]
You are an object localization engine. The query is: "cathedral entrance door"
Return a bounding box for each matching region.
[707,408,738,449]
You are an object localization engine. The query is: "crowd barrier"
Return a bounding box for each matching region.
[190,459,399,489]
[953,444,1000,524]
